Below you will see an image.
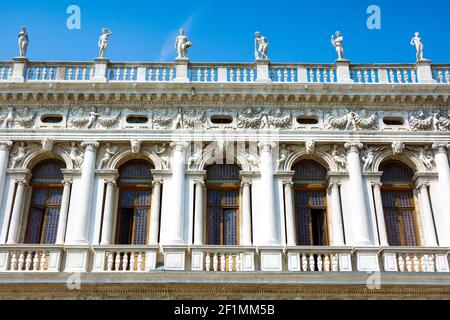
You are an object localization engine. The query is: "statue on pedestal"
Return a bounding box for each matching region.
[331,31,345,60]
[410,32,425,61]
[98,28,112,59]
[254,32,269,60]
[175,28,192,59]
[18,26,29,58]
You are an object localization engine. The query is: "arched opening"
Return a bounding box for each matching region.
[205,164,241,245]
[115,159,154,245]
[292,159,329,246]
[380,161,419,246]
[25,159,65,244]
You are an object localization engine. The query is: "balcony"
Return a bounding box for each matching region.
[0,245,448,274]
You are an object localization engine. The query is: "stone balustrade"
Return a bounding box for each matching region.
[0,245,448,273]
[2,59,448,84]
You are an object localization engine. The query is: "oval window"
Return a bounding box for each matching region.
[41,115,63,124]
[383,117,404,126]
[126,115,148,124]
[210,115,233,124]
[296,116,319,125]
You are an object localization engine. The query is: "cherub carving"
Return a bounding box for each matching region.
[68,142,84,168]
[99,143,118,169]
[9,142,28,168]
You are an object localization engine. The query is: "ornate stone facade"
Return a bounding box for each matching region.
[0,52,449,300]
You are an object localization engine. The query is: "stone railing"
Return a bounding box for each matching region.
[190,246,256,272]
[0,245,64,272]
[91,245,159,272]
[0,245,448,273]
[2,58,448,85]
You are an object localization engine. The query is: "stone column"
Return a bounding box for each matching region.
[241,180,252,246]
[344,142,372,245]
[258,142,278,245]
[371,181,389,246]
[148,179,162,245]
[100,179,116,245]
[66,141,98,245]
[6,179,27,244]
[193,180,204,245]
[55,178,72,244]
[284,182,296,246]
[0,141,12,210]
[416,181,438,246]
[164,141,188,244]
[327,180,345,246]
[432,143,450,242]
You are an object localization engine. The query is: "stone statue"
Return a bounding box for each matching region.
[391,141,405,155]
[175,28,192,59]
[330,144,347,171]
[254,32,269,60]
[410,32,424,61]
[331,31,345,60]
[18,26,29,58]
[99,143,118,169]
[98,28,112,59]
[69,142,84,168]
[10,142,28,168]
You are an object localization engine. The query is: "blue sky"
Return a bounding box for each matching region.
[0,0,449,63]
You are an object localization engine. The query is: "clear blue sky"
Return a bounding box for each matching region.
[0,0,449,63]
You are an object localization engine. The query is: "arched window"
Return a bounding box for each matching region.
[206,164,241,245]
[25,160,64,244]
[380,161,419,246]
[292,160,329,246]
[116,160,154,245]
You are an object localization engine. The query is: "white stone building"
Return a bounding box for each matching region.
[0,53,449,299]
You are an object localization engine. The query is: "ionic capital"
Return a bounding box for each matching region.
[371,180,383,188]
[152,178,163,186]
[0,141,13,152]
[258,141,277,153]
[432,143,450,154]
[344,142,363,153]
[170,141,189,152]
[105,178,116,187]
[81,140,99,151]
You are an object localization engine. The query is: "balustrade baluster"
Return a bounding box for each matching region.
[370,70,376,83]
[161,68,166,81]
[411,70,417,83]
[122,253,129,271]
[323,70,329,83]
[27,68,33,80]
[309,69,314,82]
[445,70,450,83]
[32,252,39,271]
[18,252,25,271]
[364,70,369,83]
[428,256,435,272]
[403,70,410,83]
[332,254,338,272]
[357,70,362,83]
[25,252,32,271]
[406,256,412,272]
[137,252,144,271]
[316,70,321,83]
[309,255,315,271]
[243,69,249,82]
[74,68,80,80]
[413,255,419,272]
[205,254,211,271]
[148,68,154,81]
[398,256,405,272]
[35,68,41,80]
[82,68,87,80]
[40,252,46,271]
[211,68,216,81]
[250,69,255,82]
[107,252,113,271]
[330,70,335,82]
[235,254,241,272]
[114,253,120,271]
[227,255,233,272]
[67,68,73,80]
[421,256,427,272]
[230,69,234,82]
[301,255,308,271]
[220,254,226,272]
[49,68,55,80]
[10,252,18,271]
[324,255,330,272]
[130,68,135,80]
[213,253,218,271]
[438,70,444,83]
[317,255,323,271]
[90,68,94,79]
[169,68,174,81]
[7,68,12,79]
[42,67,47,80]
[396,70,402,83]
[389,70,395,83]
[130,252,136,272]
[156,69,161,81]
[283,69,288,82]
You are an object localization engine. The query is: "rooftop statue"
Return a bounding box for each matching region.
[331,31,345,60]
[98,28,112,59]
[410,32,425,61]
[254,31,269,60]
[18,26,29,58]
[175,28,192,59]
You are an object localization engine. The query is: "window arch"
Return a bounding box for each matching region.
[25,160,65,244]
[380,161,419,246]
[205,164,241,245]
[292,160,329,246]
[116,159,154,245]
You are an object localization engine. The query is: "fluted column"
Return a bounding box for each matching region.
[193,180,204,245]
[148,179,162,245]
[66,141,98,245]
[327,180,345,246]
[0,141,12,210]
[258,142,278,245]
[432,143,450,243]
[284,181,296,246]
[371,181,389,246]
[344,142,372,245]
[55,178,73,244]
[241,180,252,245]
[100,179,116,245]
[416,181,438,246]
[163,141,188,244]
[6,179,27,244]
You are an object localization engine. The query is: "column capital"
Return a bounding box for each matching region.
[258,141,276,152]
[328,180,341,188]
[62,177,73,185]
[241,180,252,187]
[432,143,450,154]
[0,141,13,151]
[284,181,294,187]
[170,141,189,151]
[344,142,363,153]
[105,178,116,187]
[416,181,430,190]
[16,178,29,187]
[194,180,205,187]
[152,178,163,186]
[371,180,383,188]
[81,140,99,151]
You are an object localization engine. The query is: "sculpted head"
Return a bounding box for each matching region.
[335,31,341,37]
[415,32,420,37]
[255,31,260,37]
[179,28,185,35]
[21,26,27,32]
